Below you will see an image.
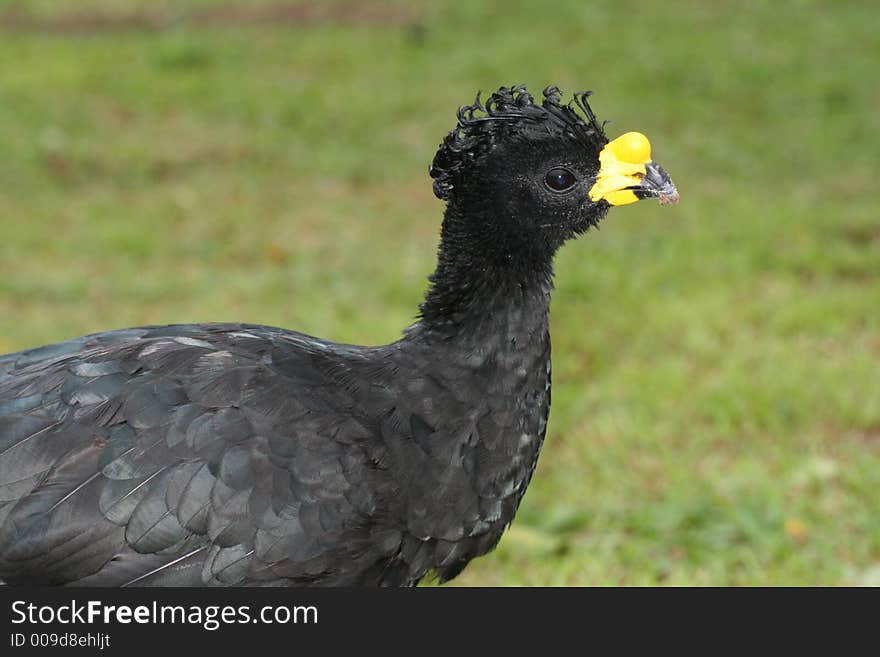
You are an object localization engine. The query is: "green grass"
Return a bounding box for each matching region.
[1,0,878,585]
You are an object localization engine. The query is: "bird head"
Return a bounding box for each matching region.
[429,85,678,255]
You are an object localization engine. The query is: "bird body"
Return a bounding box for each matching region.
[0,85,676,586]
[0,287,550,586]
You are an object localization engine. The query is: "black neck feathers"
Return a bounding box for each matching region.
[417,200,555,335]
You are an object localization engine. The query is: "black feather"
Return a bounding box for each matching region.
[0,85,618,586]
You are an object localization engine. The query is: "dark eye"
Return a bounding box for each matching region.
[544,167,577,192]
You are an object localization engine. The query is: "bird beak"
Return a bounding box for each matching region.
[588,132,679,206]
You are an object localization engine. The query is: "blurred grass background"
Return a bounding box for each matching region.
[0,0,878,585]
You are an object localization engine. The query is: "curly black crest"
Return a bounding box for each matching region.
[429,85,608,200]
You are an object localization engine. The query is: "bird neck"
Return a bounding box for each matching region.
[395,204,555,562]
[417,203,556,338]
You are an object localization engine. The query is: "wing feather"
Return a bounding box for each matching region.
[0,325,392,586]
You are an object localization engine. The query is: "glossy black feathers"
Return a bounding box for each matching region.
[0,84,611,586]
[0,317,550,586]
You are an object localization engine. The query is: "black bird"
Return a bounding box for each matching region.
[0,85,677,586]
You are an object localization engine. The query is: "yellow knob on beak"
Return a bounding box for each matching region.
[607,131,652,163]
[589,131,678,207]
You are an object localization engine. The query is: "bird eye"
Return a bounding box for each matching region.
[544,168,577,192]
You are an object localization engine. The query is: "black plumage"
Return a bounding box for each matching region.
[0,85,675,586]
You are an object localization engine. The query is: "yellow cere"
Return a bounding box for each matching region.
[589,131,653,206]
